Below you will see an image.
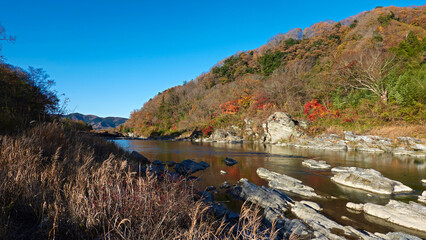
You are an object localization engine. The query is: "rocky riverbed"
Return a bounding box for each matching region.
[187,112,426,159]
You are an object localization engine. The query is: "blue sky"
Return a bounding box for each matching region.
[1,0,424,118]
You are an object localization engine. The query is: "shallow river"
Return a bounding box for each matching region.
[114,139,426,237]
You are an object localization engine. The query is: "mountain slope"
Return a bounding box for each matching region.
[123,6,426,138]
[66,113,127,130]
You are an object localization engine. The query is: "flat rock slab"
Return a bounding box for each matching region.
[291,201,377,240]
[228,178,292,213]
[224,157,238,166]
[346,202,364,211]
[362,200,426,233]
[173,159,209,175]
[257,168,321,198]
[302,159,331,169]
[331,167,412,195]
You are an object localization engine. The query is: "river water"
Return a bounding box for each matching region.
[114,139,426,237]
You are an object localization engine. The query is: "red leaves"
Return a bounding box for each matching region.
[220,95,273,114]
[202,125,213,136]
[304,99,340,121]
[220,100,240,114]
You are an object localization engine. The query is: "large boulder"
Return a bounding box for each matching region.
[331,167,412,195]
[262,112,303,143]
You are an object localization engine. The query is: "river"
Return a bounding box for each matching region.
[114,139,426,237]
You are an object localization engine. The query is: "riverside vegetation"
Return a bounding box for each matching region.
[122,6,425,140]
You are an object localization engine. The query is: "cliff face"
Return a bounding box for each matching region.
[124,6,426,138]
[65,113,127,130]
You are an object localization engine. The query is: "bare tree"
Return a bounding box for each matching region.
[338,45,396,103]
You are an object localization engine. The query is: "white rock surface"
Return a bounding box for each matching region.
[374,232,422,240]
[220,170,227,175]
[291,201,378,240]
[300,200,323,211]
[346,202,364,211]
[330,167,412,195]
[419,191,426,204]
[302,159,331,169]
[262,112,303,143]
[256,168,321,198]
[363,200,426,232]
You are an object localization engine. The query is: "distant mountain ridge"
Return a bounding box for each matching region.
[65,113,127,130]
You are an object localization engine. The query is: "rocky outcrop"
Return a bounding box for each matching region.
[228,178,422,239]
[278,131,426,158]
[173,159,209,175]
[256,168,321,198]
[331,167,412,195]
[262,112,303,143]
[302,159,331,170]
[350,200,426,233]
[208,127,243,143]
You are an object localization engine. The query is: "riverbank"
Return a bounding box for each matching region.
[122,112,426,160]
[0,123,280,239]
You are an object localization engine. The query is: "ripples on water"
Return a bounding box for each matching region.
[114,139,426,237]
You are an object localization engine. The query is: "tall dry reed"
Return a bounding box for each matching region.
[0,123,280,239]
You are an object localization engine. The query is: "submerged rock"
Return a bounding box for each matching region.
[302,159,331,170]
[362,200,426,233]
[331,167,412,195]
[173,159,209,175]
[224,157,238,166]
[256,168,321,198]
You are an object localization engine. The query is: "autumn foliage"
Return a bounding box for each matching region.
[123,6,426,137]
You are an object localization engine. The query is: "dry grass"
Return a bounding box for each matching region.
[0,123,281,239]
[365,124,426,141]
[318,123,426,142]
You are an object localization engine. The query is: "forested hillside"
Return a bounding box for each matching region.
[65,113,127,130]
[123,6,426,138]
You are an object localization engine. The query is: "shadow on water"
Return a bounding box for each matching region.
[114,139,426,237]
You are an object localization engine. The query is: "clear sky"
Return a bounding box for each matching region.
[1,0,423,118]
